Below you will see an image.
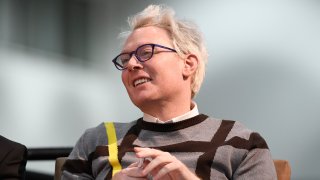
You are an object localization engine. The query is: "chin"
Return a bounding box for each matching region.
[131,99,146,110]
[130,96,156,110]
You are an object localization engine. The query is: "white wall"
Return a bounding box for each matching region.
[0,1,319,179]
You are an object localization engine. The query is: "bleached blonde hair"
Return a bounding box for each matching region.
[122,5,208,98]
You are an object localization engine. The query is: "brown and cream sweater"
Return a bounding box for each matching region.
[62,114,277,180]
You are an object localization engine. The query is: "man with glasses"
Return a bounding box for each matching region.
[62,5,277,180]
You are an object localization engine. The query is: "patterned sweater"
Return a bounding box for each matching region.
[62,114,277,180]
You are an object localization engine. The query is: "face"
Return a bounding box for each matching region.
[121,26,188,111]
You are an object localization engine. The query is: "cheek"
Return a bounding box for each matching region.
[164,60,184,78]
[121,72,128,87]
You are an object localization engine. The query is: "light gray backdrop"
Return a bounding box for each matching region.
[0,0,319,179]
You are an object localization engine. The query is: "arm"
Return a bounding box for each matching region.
[232,134,277,180]
[122,147,200,180]
[233,148,277,180]
[61,132,94,180]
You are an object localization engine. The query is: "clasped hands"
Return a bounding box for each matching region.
[113,147,200,180]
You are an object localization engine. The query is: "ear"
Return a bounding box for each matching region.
[182,54,199,78]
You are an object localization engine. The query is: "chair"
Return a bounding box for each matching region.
[273,159,291,180]
[55,157,67,180]
[54,158,291,180]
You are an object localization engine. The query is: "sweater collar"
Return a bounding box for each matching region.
[143,101,199,124]
[138,114,209,132]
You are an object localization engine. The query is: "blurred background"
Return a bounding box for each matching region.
[0,0,319,179]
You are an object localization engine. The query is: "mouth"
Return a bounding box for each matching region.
[133,77,152,87]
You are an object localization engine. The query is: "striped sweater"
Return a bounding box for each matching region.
[62,114,277,180]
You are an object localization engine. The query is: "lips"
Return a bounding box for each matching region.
[133,77,152,87]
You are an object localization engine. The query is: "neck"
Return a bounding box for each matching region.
[141,98,192,122]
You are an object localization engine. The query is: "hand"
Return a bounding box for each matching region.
[132,147,200,180]
[113,162,146,180]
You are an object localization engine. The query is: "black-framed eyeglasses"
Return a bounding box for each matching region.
[112,43,177,70]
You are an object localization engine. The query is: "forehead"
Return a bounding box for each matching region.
[123,26,171,51]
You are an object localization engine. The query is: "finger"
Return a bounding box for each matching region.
[113,170,146,180]
[140,158,151,169]
[134,147,155,154]
[134,147,162,159]
[127,161,139,168]
[142,152,173,175]
[137,158,144,168]
[122,167,145,177]
[149,164,163,178]
[153,162,179,180]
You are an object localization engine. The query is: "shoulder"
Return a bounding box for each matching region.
[81,120,138,140]
[224,120,253,140]
[0,135,26,148]
[77,120,139,148]
[203,116,269,149]
[0,136,27,178]
[0,135,27,157]
[68,120,138,159]
[222,120,269,150]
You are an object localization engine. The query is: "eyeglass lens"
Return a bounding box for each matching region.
[117,44,154,69]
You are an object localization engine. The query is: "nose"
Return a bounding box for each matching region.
[126,54,143,71]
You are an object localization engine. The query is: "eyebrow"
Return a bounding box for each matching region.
[121,42,155,53]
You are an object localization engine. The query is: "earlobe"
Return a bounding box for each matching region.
[182,54,199,78]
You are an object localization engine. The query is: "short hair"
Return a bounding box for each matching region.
[122,4,208,98]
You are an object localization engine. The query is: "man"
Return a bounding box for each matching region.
[0,135,27,180]
[62,5,277,179]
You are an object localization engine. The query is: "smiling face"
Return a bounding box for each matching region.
[121,26,191,113]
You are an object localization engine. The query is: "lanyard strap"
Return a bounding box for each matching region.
[104,122,122,176]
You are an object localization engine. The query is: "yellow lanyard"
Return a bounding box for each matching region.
[104,122,122,176]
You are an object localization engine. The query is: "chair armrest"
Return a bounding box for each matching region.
[274,159,291,180]
[54,157,67,180]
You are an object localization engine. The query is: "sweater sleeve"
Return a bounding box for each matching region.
[60,121,136,180]
[61,124,106,180]
[232,133,277,180]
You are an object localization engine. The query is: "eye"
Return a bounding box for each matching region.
[140,49,152,57]
[119,54,130,66]
[137,46,153,60]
